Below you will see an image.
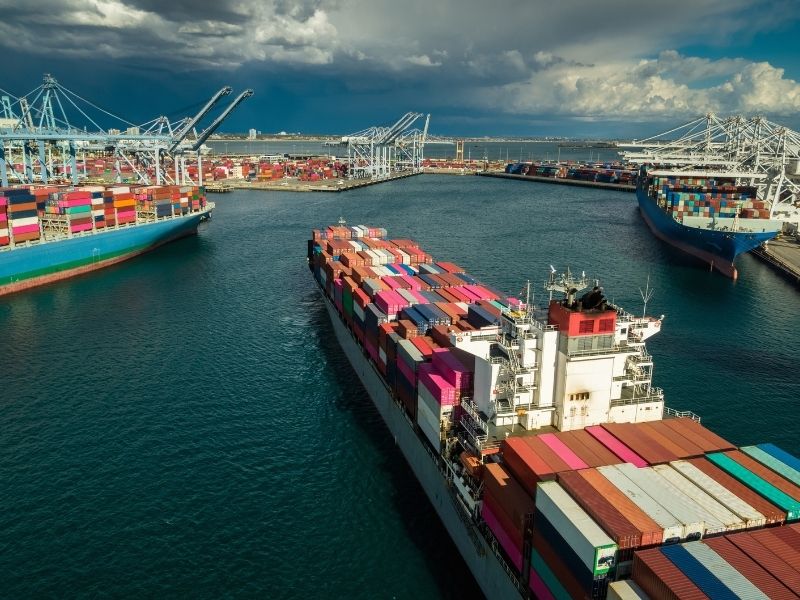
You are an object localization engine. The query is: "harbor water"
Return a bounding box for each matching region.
[1,175,798,598]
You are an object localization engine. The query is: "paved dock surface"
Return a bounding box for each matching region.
[477,171,636,192]
[211,171,418,193]
[753,236,800,284]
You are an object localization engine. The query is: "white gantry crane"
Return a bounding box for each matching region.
[340,112,426,179]
[619,114,800,221]
[0,74,252,187]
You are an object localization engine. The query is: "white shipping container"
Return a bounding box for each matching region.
[535,481,617,576]
[365,250,381,266]
[348,240,361,251]
[398,249,410,264]
[614,463,716,539]
[652,465,744,532]
[418,380,445,420]
[378,347,387,365]
[669,460,766,528]
[607,580,648,600]
[8,216,39,227]
[597,465,685,542]
[683,542,769,600]
[416,392,442,450]
[397,289,418,305]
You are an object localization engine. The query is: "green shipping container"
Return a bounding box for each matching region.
[65,205,91,214]
[706,453,800,520]
[530,548,570,600]
[741,445,800,488]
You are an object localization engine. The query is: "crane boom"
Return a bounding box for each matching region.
[191,89,253,151]
[168,86,232,153]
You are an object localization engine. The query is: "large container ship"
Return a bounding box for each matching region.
[0,183,211,296]
[309,222,800,599]
[636,169,781,279]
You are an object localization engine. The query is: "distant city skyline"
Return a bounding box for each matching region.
[2,0,799,138]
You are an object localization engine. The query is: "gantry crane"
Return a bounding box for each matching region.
[620,114,800,219]
[0,74,253,187]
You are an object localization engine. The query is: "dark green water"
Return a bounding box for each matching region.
[1,175,798,598]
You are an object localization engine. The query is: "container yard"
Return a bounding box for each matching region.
[308,221,800,599]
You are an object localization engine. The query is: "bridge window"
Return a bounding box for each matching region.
[599,319,614,332]
[579,320,594,334]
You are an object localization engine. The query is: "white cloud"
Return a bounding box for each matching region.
[483,52,800,120]
[405,54,441,68]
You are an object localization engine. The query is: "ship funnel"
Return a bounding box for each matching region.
[566,287,577,307]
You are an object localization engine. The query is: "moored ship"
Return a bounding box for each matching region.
[309,222,800,599]
[0,183,211,296]
[636,169,781,279]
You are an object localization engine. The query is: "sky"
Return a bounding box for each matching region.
[2,0,800,138]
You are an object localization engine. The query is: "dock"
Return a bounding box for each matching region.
[209,171,418,193]
[204,184,233,193]
[477,171,635,192]
[752,236,800,285]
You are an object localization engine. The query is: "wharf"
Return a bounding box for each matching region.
[213,171,418,193]
[752,236,800,285]
[205,184,233,193]
[477,171,635,192]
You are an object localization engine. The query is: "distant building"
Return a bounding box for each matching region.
[108,128,121,135]
[126,126,140,136]
[248,128,257,140]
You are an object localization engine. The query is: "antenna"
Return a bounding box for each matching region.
[639,274,655,318]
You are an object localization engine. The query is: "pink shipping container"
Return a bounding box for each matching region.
[538,433,589,470]
[11,224,40,235]
[418,363,458,406]
[374,290,408,316]
[70,223,93,233]
[586,425,648,467]
[481,501,523,572]
[397,274,419,289]
[431,348,473,390]
[382,277,403,291]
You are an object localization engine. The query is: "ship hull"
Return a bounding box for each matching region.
[320,291,524,600]
[0,209,209,296]
[636,187,777,279]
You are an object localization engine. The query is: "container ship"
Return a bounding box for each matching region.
[308,222,800,600]
[636,169,781,279]
[0,183,211,296]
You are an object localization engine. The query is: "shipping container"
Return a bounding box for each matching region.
[741,444,800,488]
[684,458,786,524]
[579,468,663,547]
[706,452,800,520]
[613,463,718,538]
[666,461,765,529]
[530,548,571,600]
[632,548,708,600]
[502,436,557,498]
[597,465,685,542]
[535,481,618,577]
[660,418,735,453]
[532,525,592,600]
[562,430,622,467]
[726,530,800,591]
[607,579,648,600]
[639,421,705,459]
[586,426,648,467]
[703,536,799,599]
[651,465,744,532]
[660,543,765,600]
[557,470,643,559]
[538,433,589,470]
[723,449,800,502]
[601,423,678,465]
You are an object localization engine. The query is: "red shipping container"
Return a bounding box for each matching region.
[632,548,708,600]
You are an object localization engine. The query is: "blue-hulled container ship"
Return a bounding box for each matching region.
[636,169,781,279]
[310,221,800,599]
[0,183,212,296]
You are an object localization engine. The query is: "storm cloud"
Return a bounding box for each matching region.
[1,0,798,134]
